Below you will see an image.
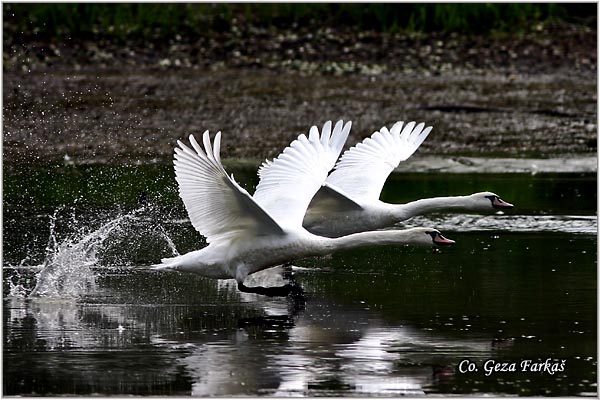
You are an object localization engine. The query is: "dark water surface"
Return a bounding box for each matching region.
[3,164,597,396]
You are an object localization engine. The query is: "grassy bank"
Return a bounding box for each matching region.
[4,3,595,42]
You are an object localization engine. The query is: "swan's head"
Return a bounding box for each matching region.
[470,192,514,211]
[409,227,455,246]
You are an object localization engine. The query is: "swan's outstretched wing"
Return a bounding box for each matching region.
[253,120,352,228]
[174,131,285,243]
[325,121,432,202]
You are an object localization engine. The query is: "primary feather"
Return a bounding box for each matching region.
[326,121,432,202]
[174,130,285,244]
[254,120,351,228]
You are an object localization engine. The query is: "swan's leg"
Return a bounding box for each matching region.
[279,265,307,306]
[237,281,300,297]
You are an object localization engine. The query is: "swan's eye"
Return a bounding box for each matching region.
[426,231,438,240]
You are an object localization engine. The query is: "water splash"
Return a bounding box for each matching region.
[6,206,180,299]
[30,211,131,298]
[153,225,180,257]
[6,257,34,298]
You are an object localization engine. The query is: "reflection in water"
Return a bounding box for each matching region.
[153,289,497,396]
[4,296,185,395]
[6,297,134,350]
[139,267,499,396]
[335,327,490,395]
[5,265,500,396]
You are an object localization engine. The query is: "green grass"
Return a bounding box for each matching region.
[3,3,595,41]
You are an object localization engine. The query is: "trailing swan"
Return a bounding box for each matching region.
[303,121,513,237]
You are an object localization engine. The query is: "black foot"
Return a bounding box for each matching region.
[237,282,304,298]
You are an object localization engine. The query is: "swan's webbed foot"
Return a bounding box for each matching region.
[237,282,304,298]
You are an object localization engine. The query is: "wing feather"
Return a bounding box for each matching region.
[174,131,285,243]
[325,121,433,202]
[254,120,352,228]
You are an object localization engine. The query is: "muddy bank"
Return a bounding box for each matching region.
[3,66,596,166]
[4,20,596,77]
[395,155,597,174]
[3,21,597,166]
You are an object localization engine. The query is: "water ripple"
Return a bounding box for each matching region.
[399,214,597,235]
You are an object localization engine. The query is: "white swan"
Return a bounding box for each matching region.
[153,121,454,295]
[303,121,514,237]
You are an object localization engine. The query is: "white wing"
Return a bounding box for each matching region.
[325,121,432,202]
[253,120,352,228]
[174,131,285,243]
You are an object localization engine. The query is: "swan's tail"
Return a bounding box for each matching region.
[151,251,208,274]
[152,251,224,279]
[151,255,184,271]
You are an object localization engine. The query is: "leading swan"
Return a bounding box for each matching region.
[303,121,514,237]
[153,121,454,295]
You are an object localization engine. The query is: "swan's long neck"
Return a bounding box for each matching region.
[393,195,472,220]
[318,229,422,253]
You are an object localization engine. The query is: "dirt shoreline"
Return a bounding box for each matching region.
[3,23,597,166]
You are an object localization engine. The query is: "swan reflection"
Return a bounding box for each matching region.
[3,266,517,396]
[150,267,497,396]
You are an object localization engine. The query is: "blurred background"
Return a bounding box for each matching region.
[4,3,596,40]
[3,3,597,164]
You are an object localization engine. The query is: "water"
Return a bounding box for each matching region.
[3,164,597,396]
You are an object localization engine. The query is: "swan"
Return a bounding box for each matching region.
[303,120,514,237]
[153,121,455,296]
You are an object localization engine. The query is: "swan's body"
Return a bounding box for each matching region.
[153,121,454,288]
[158,226,446,281]
[304,121,513,237]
